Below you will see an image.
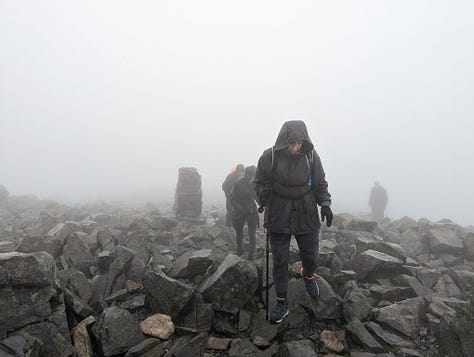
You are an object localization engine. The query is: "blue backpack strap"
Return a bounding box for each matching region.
[306,150,314,186]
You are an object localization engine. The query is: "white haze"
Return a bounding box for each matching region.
[1,1,473,225]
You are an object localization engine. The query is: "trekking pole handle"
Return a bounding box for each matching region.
[258,206,264,213]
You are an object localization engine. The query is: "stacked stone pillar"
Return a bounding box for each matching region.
[174,167,202,218]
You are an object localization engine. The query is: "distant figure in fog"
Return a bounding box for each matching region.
[222,164,245,226]
[0,184,9,203]
[369,181,388,222]
[230,165,258,260]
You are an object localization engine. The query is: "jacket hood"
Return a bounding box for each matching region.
[274,120,314,153]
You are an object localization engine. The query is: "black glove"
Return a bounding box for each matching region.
[321,206,333,227]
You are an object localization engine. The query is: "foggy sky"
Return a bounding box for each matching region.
[1,1,473,225]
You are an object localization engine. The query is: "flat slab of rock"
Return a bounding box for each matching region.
[428,227,463,255]
[352,250,403,280]
[346,319,384,353]
[344,218,378,232]
[375,297,427,339]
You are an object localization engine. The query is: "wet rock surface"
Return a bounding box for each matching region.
[1,195,473,356]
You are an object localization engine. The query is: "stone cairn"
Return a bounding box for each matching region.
[174,167,202,218]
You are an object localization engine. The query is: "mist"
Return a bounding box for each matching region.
[1,1,473,225]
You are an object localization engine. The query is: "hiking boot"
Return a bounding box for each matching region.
[269,299,289,324]
[301,268,320,299]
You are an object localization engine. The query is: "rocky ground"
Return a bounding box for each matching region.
[0,194,473,357]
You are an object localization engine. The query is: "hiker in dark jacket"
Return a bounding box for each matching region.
[230,165,259,260]
[253,120,333,324]
[369,181,388,222]
[222,164,244,226]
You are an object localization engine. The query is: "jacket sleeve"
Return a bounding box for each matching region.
[222,174,232,196]
[253,149,273,205]
[313,152,331,206]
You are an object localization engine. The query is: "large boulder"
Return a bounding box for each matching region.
[375,297,427,339]
[91,306,144,356]
[62,232,94,274]
[199,254,258,310]
[400,229,429,258]
[143,261,194,320]
[17,222,72,258]
[427,227,464,255]
[342,281,373,322]
[168,249,213,279]
[352,250,403,280]
[0,252,74,356]
[286,276,342,320]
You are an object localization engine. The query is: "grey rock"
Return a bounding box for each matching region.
[276,339,317,357]
[286,276,342,320]
[91,306,144,357]
[352,250,403,280]
[0,252,73,356]
[391,216,418,233]
[400,229,429,259]
[342,281,373,322]
[16,322,75,357]
[346,319,385,353]
[17,222,72,258]
[106,245,137,295]
[433,274,462,297]
[163,332,207,357]
[168,249,213,279]
[391,274,433,297]
[364,321,414,348]
[250,311,277,347]
[199,254,258,309]
[428,227,464,255]
[229,338,278,357]
[463,232,474,257]
[375,297,427,339]
[143,261,194,320]
[447,269,474,293]
[368,284,415,302]
[58,268,92,303]
[124,338,163,357]
[344,218,378,233]
[416,268,442,288]
[63,232,94,274]
[1,333,42,357]
[428,296,457,318]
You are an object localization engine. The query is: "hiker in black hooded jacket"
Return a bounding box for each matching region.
[230,165,258,260]
[222,164,245,226]
[253,120,333,324]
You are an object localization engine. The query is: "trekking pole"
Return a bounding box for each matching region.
[258,205,269,320]
[265,227,269,320]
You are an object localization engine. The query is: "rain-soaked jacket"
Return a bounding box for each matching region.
[253,120,331,234]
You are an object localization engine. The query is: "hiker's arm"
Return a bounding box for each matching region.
[313,153,331,206]
[253,149,272,206]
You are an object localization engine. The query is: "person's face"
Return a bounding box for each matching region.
[288,141,303,154]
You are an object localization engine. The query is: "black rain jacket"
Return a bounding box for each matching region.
[253,120,331,234]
